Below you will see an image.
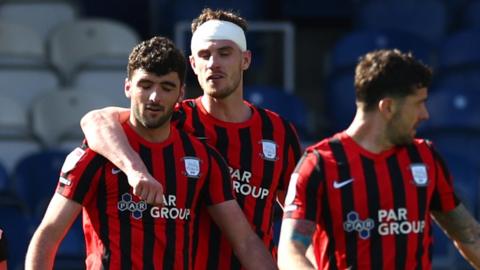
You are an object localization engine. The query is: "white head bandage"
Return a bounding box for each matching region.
[191,19,247,52]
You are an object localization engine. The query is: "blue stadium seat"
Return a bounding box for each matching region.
[355,0,448,45]
[424,86,480,132]
[244,86,311,140]
[12,149,69,217]
[0,205,33,270]
[324,73,356,133]
[55,217,86,269]
[0,162,8,192]
[437,29,480,74]
[328,29,433,76]
[281,0,354,20]
[462,0,480,29]
[172,0,261,23]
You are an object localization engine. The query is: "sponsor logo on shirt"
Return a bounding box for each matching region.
[343,209,425,239]
[230,166,269,200]
[333,178,354,189]
[150,194,191,220]
[117,193,148,220]
[343,211,375,239]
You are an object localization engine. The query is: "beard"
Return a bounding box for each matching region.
[386,112,415,146]
[134,104,175,129]
[201,70,242,99]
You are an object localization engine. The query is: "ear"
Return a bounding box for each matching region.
[124,78,132,98]
[241,50,252,70]
[178,84,186,102]
[378,97,395,120]
[189,55,198,75]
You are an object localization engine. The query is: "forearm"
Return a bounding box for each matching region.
[233,234,277,270]
[433,204,480,269]
[278,243,315,270]
[277,219,316,270]
[80,107,146,175]
[25,227,60,269]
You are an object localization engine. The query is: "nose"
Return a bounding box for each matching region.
[207,54,218,69]
[420,104,430,121]
[149,89,159,103]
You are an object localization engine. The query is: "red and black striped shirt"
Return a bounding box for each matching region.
[57,123,234,270]
[173,98,301,270]
[284,132,459,270]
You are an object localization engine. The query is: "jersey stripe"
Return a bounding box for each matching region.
[162,144,176,270]
[329,138,357,269]
[140,145,155,270]
[361,156,382,270]
[387,155,407,270]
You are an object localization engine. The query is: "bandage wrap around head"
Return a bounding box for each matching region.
[191,19,247,52]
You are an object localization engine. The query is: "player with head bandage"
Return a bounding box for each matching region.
[79,8,302,270]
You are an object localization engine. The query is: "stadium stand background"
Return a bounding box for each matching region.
[0,0,479,269]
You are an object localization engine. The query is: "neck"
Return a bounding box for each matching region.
[200,93,251,123]
[345,109,394,153]
[128,118,171,143]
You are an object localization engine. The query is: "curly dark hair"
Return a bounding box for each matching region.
[191,8,248,33]
[354,49,432,111]
[127,36,186,83]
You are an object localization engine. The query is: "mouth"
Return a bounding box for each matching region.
[207,73,224,81]
[145,105,164,112]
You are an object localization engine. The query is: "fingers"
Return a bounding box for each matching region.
[127,172,164,206]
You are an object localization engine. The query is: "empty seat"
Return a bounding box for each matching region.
[328,29,433,76]
[12,149,69,217]
[437,29,480,74]
[424,86,480,132]
[48,18,140,83]
[244,86,312,140]
[0,69,60,108]
[0,22,46,67]
[0,0,78,41]
[0,140,41,175]
[55,217,86,270]
[31,88,114,147]
[73,70,129,107]
[0,96,30,139]
[355,0,448,45]
[0,205,33,270]
[462,0,480,29]
[324,73,356,133]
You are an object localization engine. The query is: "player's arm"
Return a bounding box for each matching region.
[207,200,277,270]
[80,107,164,205]
[432,203,480,269]
[278,218,316,270]
[25,193,82,269]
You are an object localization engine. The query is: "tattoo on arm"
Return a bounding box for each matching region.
[289,220,316,248]
[432,204,480,244]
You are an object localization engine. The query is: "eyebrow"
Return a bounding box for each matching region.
[137,78,178,88]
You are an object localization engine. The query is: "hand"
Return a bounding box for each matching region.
[127,171,164,206]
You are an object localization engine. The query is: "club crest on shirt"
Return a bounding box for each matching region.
[410,163,428,186]
[259,140,278,161]
[183,157,201,178]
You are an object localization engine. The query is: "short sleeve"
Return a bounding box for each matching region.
[284,149,325,222]
[204,145,235,205]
